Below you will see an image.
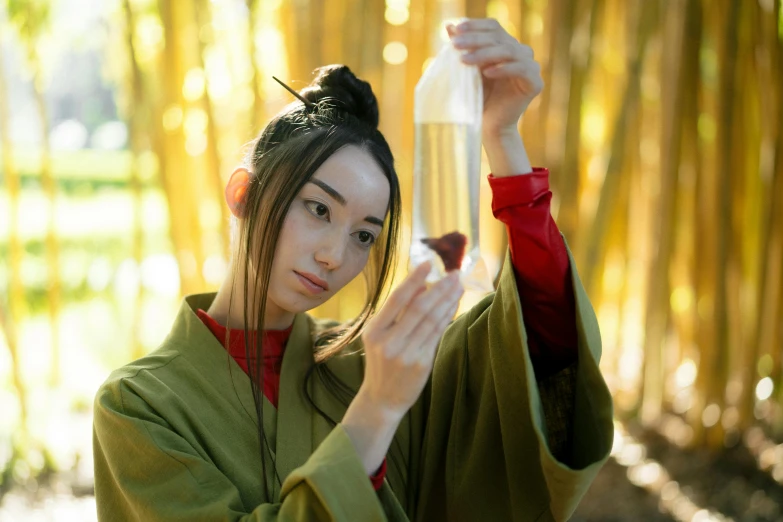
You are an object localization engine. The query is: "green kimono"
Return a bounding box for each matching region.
[93,249,614,521]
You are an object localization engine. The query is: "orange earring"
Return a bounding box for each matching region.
[233,184,247,204]
[226,168,251,218]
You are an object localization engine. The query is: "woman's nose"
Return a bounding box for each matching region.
[314,235,347,270]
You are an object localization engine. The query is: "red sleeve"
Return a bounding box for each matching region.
[487,168,578,377]
[369,458,387,491]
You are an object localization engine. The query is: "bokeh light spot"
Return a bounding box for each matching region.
[183,68,206,101]
[383,42,408,65]
[755,377,773,401]
[701,403,721,428]
[162,105,183,133]
[385,6,409,25]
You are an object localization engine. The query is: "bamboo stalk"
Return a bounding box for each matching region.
[736,0,777,430]
[465,0,488,20]
[30,59,61,388]
[687,0,717,447]
[157,0,206,295]
[559,0,603,246]
[0,36,28,431]
[322,0,344,65]
[672,0,702,428]
[768,0,783,435]
[194,0,230,261]
[542,0,574,187]
[697,0,742,450]
[534,0,563,170]
[280,1,303,84]
[580,0,658,297]
[640,0,687,426]
[713,0,742,442]
[357,0,385,90]
[765,115,783,434]
[340,0,360,69]
[122,0,149,361]
[11,0,62,386]
[246,0,264,131]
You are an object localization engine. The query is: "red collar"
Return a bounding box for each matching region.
[196,309,293,361]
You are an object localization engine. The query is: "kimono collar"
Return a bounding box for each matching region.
[170,293,318,485]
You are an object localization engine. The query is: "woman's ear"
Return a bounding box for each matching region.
[226,167,251,218]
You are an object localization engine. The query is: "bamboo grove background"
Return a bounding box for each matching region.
[0,0,781,513]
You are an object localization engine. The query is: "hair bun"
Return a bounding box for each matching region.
[300,65,380,129]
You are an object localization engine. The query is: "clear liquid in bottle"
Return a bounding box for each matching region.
[410,40,492,292]
[410,122,491,291]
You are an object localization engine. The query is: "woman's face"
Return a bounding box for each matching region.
[265,145,391,328]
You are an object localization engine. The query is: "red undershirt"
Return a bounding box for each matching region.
[197,168,577,491]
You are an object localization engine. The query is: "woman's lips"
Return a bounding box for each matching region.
[294,271,329,294]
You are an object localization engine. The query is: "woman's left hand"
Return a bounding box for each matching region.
[448,19,543,135]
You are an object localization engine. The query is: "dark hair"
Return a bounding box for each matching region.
[226,65,402,496]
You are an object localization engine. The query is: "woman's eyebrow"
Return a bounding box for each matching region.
[308,178,385,228]
[308,178,346,205]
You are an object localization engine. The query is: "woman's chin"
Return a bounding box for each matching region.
[287,291,330,313]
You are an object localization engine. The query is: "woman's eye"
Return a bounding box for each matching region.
[356,231,376,246]
[305,201,330,220]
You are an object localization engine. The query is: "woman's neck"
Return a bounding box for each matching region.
[206,261,295,330]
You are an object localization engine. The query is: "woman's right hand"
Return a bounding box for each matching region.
[359,261,465,418]
[342,262,463,474]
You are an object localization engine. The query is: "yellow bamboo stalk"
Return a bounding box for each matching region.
[339,0,360,69]
[559,0,603,246]
[29,61,61,388]
[580,0,657,297]
[123,0,149,361]
[157,0,206,296]
[279,1,302,84]
[12,0,62,387]
[357,0,385,97]
[194,0,230,261]
[687,0,717,447]
[465,0,487,19]
[518,0,545,163]
[735,0,776,431]
[246,0,265,131]
[0,38,28,430]
[533,0,563,168]
[767,0,783,434]
[762,122,783,434]
[611,107,638,413]
[711,0,742,450]
[670,0,702,424]
[322,0,344,65]
[640,0,686,426]
[541,0,573,185]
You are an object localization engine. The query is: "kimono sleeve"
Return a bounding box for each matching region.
[93,375,387,522]
[413,247,614,522]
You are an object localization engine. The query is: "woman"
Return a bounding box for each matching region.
[93,19,613,521]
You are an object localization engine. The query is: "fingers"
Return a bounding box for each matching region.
[461,45,516,67]
[450,31,504,51]
[387,272,460,350]
[402,285,464,365]
[484,61,544,91]
[448,18,503,34]
[372,261,431,330]
[415,299,461,367]
[449,21,535,70]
